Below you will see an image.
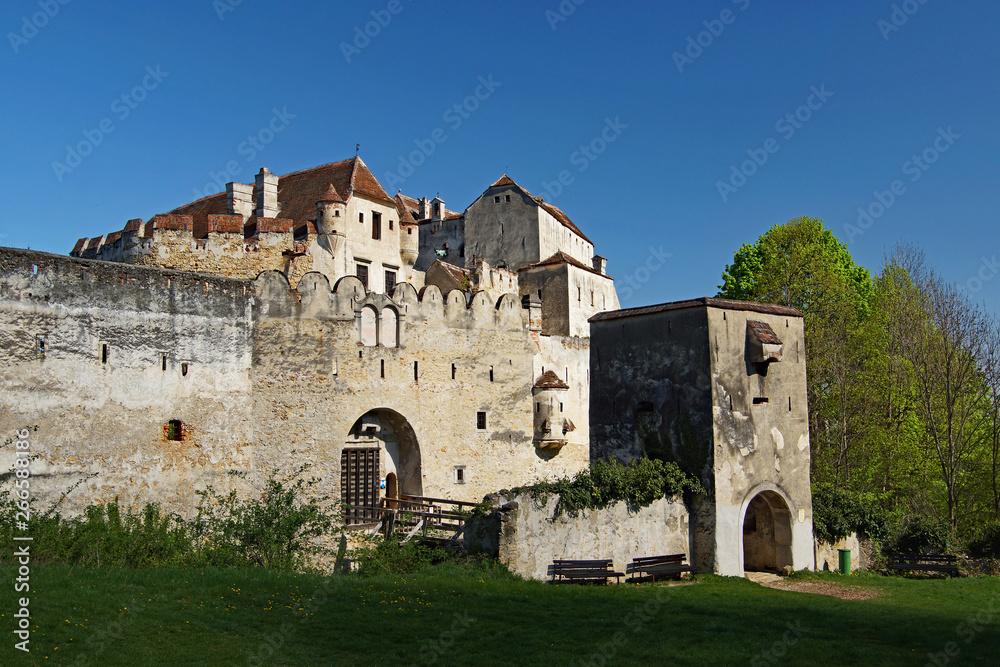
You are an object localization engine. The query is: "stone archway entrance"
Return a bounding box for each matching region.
[341,409,422,524]
[742,490,793,572]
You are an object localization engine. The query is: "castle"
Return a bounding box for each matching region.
[0,156,814,575]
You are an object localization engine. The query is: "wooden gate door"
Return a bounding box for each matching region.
[341,447,380,524]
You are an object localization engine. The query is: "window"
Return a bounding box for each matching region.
[433,203,441,217]
[181,363,189,376]
[372,212,382,240]
[380,359,385,378]
[451,363,456,380]
[37,336,45,360]
[489,366,494,382]
[454,466,466,484]
[359,212,364,223]
[166,420,183,441]
[360,306,378,346]
[389,219,394,230]
[101,343,108,364]
[577,287,581,302]
[505,194,511,202]
[494,196,500,203]
[536,403,540,413]
[385,270,396,294]
[414,361,419,382]
[356,263,369,289]
[380,308,397,348]
[477,411,487,430]
[753,397,769,405]
[161,354,167,371]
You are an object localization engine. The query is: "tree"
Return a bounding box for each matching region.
[887,244,997,533]
[717,217,876,488]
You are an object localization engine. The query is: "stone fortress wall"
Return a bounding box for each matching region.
[0,246,589,516]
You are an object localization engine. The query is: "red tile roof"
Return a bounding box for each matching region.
[747,320,783,345]
[589,297,803,322]
[520,251,606,277]
[534,370,569,390]
[318,183,344,203]
[490,174,517,188]
[395,194,418,225]
[165,157,394,236]
[71,238,87,254]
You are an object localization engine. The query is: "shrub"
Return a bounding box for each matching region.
[351,536,508,578]
[0,465,340,570]
[967,522,1000,559]
[511,458,705,516]
[811,485,889,545]
[891,515,950,554]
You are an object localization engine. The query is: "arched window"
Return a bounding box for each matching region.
[380,307,398,348]
[360,306,378,346]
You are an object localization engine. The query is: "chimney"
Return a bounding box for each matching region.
[431,197,445,221]
[227,182,254,220]
[592,255,607,275]
[418,197,430,220]
[255,168,279,219]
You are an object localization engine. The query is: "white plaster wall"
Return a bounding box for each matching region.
[486,492,692,581]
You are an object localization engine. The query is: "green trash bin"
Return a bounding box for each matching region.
[838,548,852,575]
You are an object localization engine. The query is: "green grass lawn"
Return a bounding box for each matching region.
[2,564,998,666]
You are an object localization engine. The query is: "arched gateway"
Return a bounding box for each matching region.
[742,489,794,572]
[341,409,422,524]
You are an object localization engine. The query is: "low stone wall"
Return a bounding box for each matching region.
[815,532,873,571]
[466,491,692,581]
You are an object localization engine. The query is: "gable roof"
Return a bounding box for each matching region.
[481,174,592,244]
[520,251,607,277]
[167,157,395,235]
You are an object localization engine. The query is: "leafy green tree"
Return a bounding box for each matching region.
[717,217,876,488]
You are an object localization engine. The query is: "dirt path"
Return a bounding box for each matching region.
[745,571,881,600]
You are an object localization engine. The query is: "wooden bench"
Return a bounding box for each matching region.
[890,553,959,576]
[627,553,693,583]
[551,559,624,585]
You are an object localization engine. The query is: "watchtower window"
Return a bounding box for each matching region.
[477,411,487,430]
[359,212,364,223]
[101,343,108,364]
[166,420,183,441]
[161,354,167,371]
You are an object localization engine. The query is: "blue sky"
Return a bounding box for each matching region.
[2,0,997,311]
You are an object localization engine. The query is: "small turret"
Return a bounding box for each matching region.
[396,194,419,267]
[316,184,346,235]
[532,370,571,450]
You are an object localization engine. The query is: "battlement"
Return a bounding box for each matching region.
[1,246,526,337]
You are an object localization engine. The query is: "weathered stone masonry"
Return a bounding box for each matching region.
[0,247,588,516]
